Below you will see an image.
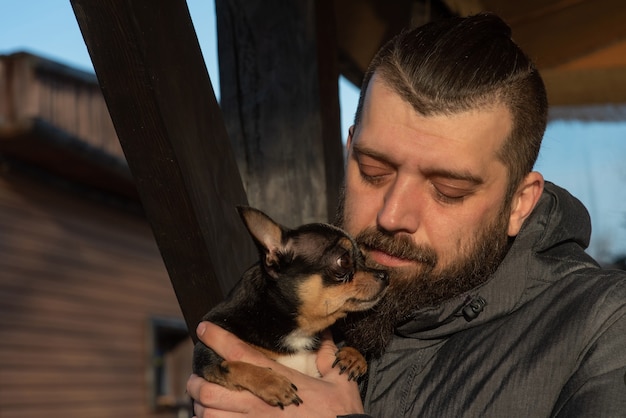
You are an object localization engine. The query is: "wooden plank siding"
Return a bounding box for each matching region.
[0,52,122,159]
[0,170,189,418]
[0,52,137,202]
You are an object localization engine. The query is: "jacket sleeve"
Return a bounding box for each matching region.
[552,284,626,417]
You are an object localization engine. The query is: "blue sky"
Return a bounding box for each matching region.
[2,1,625,262]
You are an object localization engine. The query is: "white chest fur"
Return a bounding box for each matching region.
[275,330,321,377]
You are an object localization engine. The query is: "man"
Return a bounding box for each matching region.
[188,13,626,417]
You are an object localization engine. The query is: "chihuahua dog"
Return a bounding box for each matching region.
[192,206,387,408]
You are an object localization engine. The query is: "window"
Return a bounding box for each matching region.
[148,317,193,415]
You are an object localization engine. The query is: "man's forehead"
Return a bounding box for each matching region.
[359,81,511,151]
[367,71,508,112]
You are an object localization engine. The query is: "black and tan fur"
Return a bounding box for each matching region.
[192,206,387,408]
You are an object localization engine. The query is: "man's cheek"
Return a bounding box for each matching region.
[343,192,372,237]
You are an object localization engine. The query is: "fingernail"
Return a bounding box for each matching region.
[196,322,207,337]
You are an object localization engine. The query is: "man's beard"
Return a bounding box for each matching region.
[334,193,512,359]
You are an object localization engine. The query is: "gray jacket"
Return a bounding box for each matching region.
[346,182,626,417]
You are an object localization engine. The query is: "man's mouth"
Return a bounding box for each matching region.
[355,227,438,269]
[368,249,417,268]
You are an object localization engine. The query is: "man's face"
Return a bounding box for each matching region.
[338,74,516,357]
[342,74,514,277]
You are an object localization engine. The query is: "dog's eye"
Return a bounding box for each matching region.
[334,253,353,281]
[336,253,353,269]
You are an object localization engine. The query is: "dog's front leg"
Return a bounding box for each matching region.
[202,360,303,409]
[333,346,368,381]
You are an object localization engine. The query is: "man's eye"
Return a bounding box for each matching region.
[354,151,393,185]
[359,165,389,184]
[433,187,467,204]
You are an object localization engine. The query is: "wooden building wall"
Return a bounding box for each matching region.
[0,169,191,418]
[0,52,122,159]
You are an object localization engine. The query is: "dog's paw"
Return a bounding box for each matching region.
[254,369,303,409]
[333,346,367,381]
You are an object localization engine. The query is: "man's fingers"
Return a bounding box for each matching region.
[188,373,254,414]
[316,330,340,376]
[189,372,300,417]
[187,373,208,405]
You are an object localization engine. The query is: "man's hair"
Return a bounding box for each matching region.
[353,13,548,200]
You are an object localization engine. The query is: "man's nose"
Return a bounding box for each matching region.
[376,177,421,234]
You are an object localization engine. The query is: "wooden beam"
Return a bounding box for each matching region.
[71,0,256,340]
[315,0,344,221]
[543,67,626,106]
[215,0,344,226]
[334,0,452,88]
[483,0,626,69]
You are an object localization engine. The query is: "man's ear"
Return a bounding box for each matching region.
[346,125,355,150]
[508,171,544,236]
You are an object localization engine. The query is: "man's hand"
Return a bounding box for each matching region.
[187,321,366,417]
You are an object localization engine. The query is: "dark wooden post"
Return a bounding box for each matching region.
[71,0,257,340]
[216,0,344,227]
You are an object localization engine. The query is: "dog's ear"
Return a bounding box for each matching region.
[237,206,285,276]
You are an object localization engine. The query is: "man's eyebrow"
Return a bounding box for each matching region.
[352,144,394,164]
[353,144,484,185]
[424,168,484,185]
